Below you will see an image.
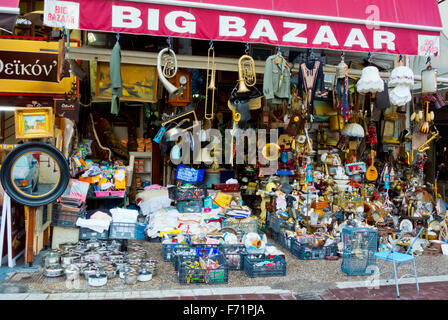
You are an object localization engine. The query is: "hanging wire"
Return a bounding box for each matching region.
[167,35,171,49]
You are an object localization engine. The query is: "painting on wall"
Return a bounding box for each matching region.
[95,62,159,102]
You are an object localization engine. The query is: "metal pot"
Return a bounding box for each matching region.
[83,252,101,263]
[44,251,61,266]
[74,261,88,270]
[85,239,101,250]
[83,265,100,279]
[65,264,80,281]
[88,271,108,287]
[119,266,135,279]
[124,271,138,285]
[60,242,77,253]
[137,269,152,282]
[104,265,117,279]
[61,251,81,267]
[127,254,141,264]
[44,264,64,277]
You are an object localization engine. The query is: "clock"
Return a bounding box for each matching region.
[168,69,192,107]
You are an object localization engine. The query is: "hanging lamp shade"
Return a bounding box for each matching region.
[389,66,414,87]
[341,123,365,138]
[421,66,438,94]
[389,84,412,106]
[357,66,384,94]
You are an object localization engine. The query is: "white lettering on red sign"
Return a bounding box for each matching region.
[109,5,400,52]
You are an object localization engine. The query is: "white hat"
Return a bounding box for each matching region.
[389,66,414,87]
[389,84,411,106]
[341,123,365,138]
[357,66,384,94]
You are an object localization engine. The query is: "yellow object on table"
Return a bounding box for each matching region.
[214,192,232,208]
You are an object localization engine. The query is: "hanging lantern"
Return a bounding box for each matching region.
[421,66,438,94]
[357,66,384,94]
[341,123,365,138]
[336,57,348,79]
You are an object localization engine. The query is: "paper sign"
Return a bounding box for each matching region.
[418,35,440,57]
[44,0,80,29]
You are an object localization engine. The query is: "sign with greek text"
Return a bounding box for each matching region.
[0,51,58,82]
[43,0,79,29]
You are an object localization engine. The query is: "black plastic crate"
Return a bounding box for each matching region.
[178,254,228,284]
[52,211,81,228]
[109,222,137,239]
[162,237,191,262]
[243,254,286,278]
[270,215,294,233]
[79,227,109,240]
[290,238,326,260]
[219,244,246,270]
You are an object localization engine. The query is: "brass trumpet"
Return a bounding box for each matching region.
[417,129,439,153]
[204,47,216,120]
[237,54,256,93]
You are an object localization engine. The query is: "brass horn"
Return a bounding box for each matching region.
[262,143,280,162]
[417,129,439,153]
[157,47,182,97]
[204,47,216,120]
[237,54,256,93]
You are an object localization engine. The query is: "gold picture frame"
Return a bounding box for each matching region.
[15,107,54,139]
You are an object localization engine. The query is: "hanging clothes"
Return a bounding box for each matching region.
[335,77,350,119]
[296,59,326,115]
[263,54,291,106]
[110,41,122,115]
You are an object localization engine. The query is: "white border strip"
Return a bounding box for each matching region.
[121,0,443,32]
[335,274,448,289]
[0,7,20,15]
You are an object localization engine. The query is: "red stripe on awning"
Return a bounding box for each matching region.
[47,0,443,55]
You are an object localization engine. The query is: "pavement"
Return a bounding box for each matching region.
[1,240,448,300]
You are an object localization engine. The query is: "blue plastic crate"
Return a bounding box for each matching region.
[290,238,326,260]
[173,244,220,271]
[324,243,338,257]
[109,222,137,239]
[161,235,191,261]
[243,254,286,278]
[135,223,147,240]
[177,254,228,284]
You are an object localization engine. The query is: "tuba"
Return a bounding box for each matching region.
[237,54,256,93]
[204,47,216,120]
[157,47,182,97]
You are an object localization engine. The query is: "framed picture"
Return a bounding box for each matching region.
[15,107,54,139]
[95,62,159,102]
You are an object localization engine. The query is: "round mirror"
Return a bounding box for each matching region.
[0,142,70,206]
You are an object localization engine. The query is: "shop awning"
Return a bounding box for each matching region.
[0,0,20,33]
[45,0,443,56]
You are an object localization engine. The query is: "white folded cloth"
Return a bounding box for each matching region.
[76,218,110,233]
[110,208,139,223]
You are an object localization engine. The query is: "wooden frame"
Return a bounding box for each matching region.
[14,107,54,139]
